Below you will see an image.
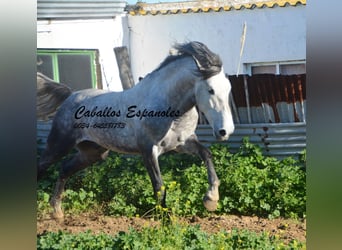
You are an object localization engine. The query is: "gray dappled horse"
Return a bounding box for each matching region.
[37,41,234,219]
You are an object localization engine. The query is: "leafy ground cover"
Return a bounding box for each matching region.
[37,138,306,249]
[37,222,304,249]
[37,213,306,249]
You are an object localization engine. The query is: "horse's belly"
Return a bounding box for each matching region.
[79,126,140,154]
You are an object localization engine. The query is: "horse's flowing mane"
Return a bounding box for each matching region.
[156,41,222,79]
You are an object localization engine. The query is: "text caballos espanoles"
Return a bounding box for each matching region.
[74,105,181,120]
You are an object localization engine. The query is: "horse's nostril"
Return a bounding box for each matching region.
[219,129,226,137]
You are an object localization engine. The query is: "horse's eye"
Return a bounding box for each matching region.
[208,89,215,95]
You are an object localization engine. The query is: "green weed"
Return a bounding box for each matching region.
[37,138,306,219]
[37,225,305,250]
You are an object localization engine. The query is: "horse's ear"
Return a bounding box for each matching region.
[192,56,206,71]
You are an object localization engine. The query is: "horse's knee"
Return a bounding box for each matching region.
[198,145,212,161]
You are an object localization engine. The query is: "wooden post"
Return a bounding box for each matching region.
[243,75,252,123]
[114,46,134,90]
[229,92,240,124]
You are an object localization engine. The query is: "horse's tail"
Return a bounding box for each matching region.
[37,72,72,121]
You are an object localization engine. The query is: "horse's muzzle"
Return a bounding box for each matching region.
[214,129,229,141]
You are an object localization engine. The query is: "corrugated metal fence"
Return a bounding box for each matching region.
[37,120,52,151]
[195,123,306,158]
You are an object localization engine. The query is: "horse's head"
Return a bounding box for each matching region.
[195,68,234,141]
[174,41,234,140]
[162,41,234,140]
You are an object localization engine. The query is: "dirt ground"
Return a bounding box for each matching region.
[37,213,306,244]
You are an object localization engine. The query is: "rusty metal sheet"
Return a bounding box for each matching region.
[228,74,306,124]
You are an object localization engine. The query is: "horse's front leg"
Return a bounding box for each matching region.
[176,135,220,211]
[142,145,166,207]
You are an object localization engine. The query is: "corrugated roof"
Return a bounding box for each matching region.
[37,0,126,20]
[128,0,306,16]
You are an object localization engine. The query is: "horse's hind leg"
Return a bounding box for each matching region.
[38,126,75,180]
[50,141,109,219]
[176,135,220,211]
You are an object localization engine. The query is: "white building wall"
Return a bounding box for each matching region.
[37,16,129,91]
[128,6,305,81]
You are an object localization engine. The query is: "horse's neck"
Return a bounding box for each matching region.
[130,58,198,114]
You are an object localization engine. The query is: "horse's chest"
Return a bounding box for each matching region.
[156,117,197,153]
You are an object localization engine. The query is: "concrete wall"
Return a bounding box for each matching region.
[36,5,305,91]
[128,5,306,81]
[37,16,129,91]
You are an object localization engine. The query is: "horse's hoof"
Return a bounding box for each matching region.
[51,211,64,221]
[203,196,218,211]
